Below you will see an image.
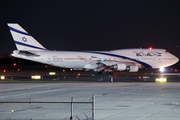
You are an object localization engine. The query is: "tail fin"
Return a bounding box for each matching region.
[7,23,46,51]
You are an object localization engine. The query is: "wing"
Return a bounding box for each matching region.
[83,59,141,72]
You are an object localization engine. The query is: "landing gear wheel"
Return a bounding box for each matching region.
[91,71,102,75]
[106,71,114,75]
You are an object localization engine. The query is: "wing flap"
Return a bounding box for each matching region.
[84,62,98,69]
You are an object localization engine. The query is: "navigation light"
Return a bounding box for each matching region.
[101,58,105,62]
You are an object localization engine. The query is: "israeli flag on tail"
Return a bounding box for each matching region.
[7,23,46,51]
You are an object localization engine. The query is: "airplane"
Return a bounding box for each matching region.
[7,23,179,74]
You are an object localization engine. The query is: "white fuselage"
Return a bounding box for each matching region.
[13,48,179,70]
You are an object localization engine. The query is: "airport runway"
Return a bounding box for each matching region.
[1,75,180,120]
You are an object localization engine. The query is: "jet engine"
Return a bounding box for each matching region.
[113,64,139,72]
[127,65,139,72]
[113,63,126,70]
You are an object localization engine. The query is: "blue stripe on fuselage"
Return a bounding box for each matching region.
[86,51,152,68]
[15,41,46,50]
[8,26,30,36]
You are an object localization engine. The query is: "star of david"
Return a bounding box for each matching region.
[22,37,27,42]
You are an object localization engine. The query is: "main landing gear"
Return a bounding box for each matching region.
[91,71,103,75]
[105,71,114,75]
[91,71,114,75]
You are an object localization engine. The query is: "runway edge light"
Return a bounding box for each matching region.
[49,72,56,75]
[1,76,5,80]
[155,77,167,83]
[31,75,41,80]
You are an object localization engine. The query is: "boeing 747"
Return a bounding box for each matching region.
[8,23,179,74]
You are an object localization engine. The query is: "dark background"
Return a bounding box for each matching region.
[0,0,180,57]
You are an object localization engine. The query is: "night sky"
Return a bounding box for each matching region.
[1,0,180,57]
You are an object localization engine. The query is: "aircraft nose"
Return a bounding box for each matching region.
[170,53,179,65]
[175,57,179,64]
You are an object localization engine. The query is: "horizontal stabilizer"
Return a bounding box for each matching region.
[13,50,40,57]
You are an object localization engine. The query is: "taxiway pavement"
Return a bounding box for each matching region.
[0,81,180,120]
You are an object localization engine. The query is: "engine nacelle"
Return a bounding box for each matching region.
[129,65,139,72]
[113,63,126,70]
